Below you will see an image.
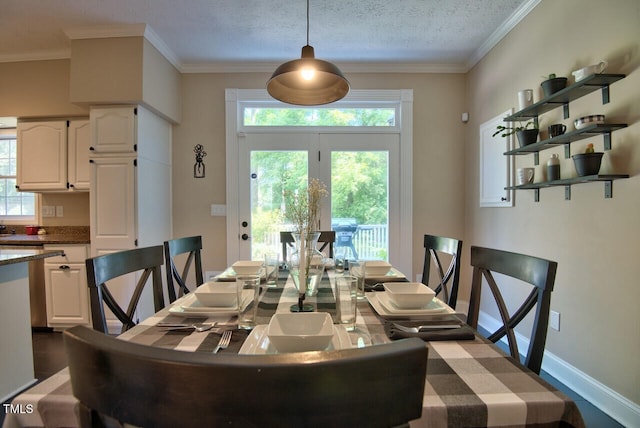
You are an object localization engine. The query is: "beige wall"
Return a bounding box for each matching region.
[0,60,88,118]
[39,193,90,226]
[173,72,467,275]
[465,0,639,405]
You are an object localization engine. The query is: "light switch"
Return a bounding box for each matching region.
[210,204,226,216]
[55,205,64,217]
[42,206,55,217]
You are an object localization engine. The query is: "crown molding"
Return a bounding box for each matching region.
[179,61,469,74]
[466,0,541,69]
[0,49,70,63]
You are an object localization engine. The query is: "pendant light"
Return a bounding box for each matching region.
[267,0,349,106]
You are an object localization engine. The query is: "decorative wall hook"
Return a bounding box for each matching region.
[194,144,207,178]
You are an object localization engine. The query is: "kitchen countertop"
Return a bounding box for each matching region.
[0,233,90,245]
[0,248,65,266]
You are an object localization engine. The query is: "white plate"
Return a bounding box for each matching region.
[214,266,266,282]
[168,292,252,316]
[366,293,451,318]
[365,267,406,281]
[238,324,352,354]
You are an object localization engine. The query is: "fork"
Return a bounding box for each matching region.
[392,323,461,333]
[212,330,232,353]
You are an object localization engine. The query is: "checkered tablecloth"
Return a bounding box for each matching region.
[3,270,584,428]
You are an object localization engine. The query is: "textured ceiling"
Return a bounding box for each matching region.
[1,0,537,73]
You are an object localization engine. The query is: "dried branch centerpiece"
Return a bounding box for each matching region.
[284,179,328,310]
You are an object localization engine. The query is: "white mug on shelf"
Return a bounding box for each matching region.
[516,167,535,185]
[517,89,534,110]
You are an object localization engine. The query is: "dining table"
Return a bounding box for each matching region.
[3,266,585,428]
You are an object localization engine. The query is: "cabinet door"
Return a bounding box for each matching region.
[68,119,91,191]
[44,263,90,326]
[16,121,68,191]
[90,157,137,251]
[479,110,514,207]
[90,107,136,154]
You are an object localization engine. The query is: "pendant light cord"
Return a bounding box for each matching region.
[306,0,310,46]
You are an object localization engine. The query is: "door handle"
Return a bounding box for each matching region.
[241,234,250,241]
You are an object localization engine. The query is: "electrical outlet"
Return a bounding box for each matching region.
[55,205,64,217]
[549,310,560,331]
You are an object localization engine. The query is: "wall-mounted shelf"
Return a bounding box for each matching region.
[504,123,628,164]
[503,74,625,122]
[506,174,629,201]
[501,73,628,201]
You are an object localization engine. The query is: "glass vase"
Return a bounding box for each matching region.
[289,232,326,297]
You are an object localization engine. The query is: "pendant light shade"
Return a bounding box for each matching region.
[267,2,349,105]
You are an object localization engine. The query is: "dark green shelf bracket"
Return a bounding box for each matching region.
[564,144,571,159]
[534,153,539,165]
[602,85,610,104]
[563,104,570,119]
[565,186,571,200]
[604,132,612,150]
[534,189,540,202]
[605,181,613,198]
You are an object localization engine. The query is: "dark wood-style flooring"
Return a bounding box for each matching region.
[0,330,626,427]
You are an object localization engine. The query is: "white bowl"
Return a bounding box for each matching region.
[383,282,436,309]
[267,312,334,353]
[232,260,263,275]
[365,260,392,276]
[574,115,605,130]
[194,282,237,307]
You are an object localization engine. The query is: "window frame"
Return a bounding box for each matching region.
[0,128,39,224]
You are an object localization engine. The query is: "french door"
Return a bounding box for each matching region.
[237,132,400,267]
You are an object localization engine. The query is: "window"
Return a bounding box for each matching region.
[243,107,396,127]
[0,129,36,221]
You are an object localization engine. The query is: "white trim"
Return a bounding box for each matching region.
[478,311,640,428]
[225,89,413,276]
[467,0,542,69]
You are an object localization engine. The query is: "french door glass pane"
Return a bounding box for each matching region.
[331,151,389,261]
[250,150,308,260]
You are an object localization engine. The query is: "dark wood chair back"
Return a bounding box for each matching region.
[163,236,204,303]
[280,231,336,264]
[467,245,558,374]
[64,325,428,428]
[85,246,165,334]
[421,234,463,309]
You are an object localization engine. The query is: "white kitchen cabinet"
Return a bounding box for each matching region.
[89,105,172,333]
[90,107,136,154]
[68,119,91,190]
[43,244,91,328]
[16,119,90,192]
[16,120,67,191]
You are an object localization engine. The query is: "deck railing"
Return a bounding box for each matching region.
[257,224,388,261]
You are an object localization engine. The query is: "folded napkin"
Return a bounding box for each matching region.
[384,320,475,342]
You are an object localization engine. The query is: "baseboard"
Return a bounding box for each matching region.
[477,311,640,428]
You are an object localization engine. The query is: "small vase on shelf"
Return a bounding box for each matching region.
[547,154,560,181]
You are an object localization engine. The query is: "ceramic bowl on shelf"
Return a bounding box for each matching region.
[574,115,605,130]
[267,312,333,353]
[572,152,604,177]
[383,282,435,309]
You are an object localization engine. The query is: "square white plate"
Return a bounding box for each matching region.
[238,324,352,354]
[366,293,452,318]
[365,267,406,281]
[168,291,252,316]
[214,266,266,282]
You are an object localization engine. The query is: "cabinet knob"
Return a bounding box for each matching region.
[89,146,95,151]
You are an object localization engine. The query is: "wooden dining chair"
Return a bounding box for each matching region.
[421,234,463,309]
[280,230,336,265]
[467,245,558,374]
[85,246,165,334]
[63,325,427,428]
[163,235,204,303]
